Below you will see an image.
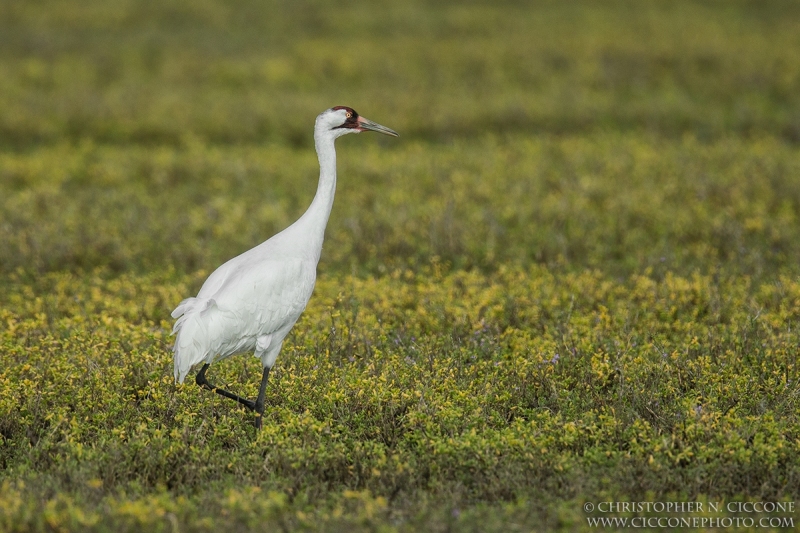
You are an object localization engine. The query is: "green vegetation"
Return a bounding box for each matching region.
[1,0,799,531]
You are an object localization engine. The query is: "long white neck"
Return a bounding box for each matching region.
[291,130,337,261]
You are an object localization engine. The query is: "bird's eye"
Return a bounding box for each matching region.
[346,112,352,118]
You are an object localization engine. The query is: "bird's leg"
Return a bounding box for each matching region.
[253,366,271,430]
[195,363,256,411]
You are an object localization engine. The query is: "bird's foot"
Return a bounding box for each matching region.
[195,363,268,429]
[196,363,258,411]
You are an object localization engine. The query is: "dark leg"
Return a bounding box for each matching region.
[195,363,256,411]
[253,366,271,430]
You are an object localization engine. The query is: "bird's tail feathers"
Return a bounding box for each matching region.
[171,297,198,333]
[172,297,218,383]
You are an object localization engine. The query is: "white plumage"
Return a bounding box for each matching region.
[171,107,397,427]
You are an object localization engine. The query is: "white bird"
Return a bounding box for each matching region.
[171,107,398,428]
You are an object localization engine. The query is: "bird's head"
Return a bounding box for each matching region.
[316,107,399,139]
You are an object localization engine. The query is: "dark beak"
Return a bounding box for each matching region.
[357,116,399,137]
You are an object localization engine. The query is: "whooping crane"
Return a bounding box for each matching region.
[171,107,398,429]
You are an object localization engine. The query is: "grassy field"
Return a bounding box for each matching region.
[2,0,800,531]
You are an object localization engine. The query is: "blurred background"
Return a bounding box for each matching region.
[1,0,799,280]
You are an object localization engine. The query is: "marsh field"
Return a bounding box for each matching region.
[2,0,800,531]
